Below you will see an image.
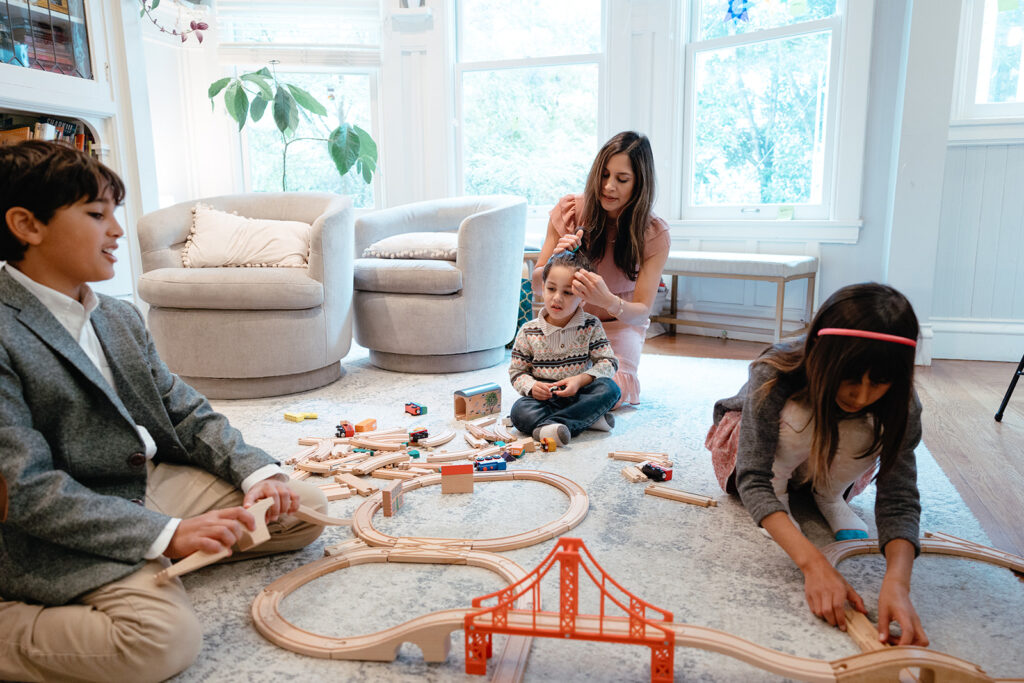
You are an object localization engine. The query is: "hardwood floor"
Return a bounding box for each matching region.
[644,333,1024,557]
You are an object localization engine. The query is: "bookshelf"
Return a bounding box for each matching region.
[1,0,160,302]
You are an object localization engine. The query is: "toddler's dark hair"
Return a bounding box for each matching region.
[1,141,126,262]
[542,249,593,282]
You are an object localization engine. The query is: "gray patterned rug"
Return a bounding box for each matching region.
[171,347,1024,682]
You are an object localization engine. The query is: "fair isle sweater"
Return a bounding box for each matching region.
[509,308,619,396]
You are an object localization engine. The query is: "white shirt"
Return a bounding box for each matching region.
[3,264,283,558]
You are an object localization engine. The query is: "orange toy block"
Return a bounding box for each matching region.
[355,418,377,432]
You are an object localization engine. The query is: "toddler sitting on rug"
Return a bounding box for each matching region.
[508,251,620,446]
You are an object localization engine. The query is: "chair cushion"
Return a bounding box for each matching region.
[362,231,458,260]
[353,258,462,295]
[138,267,324,310]
[181,203,311,268]
[662,251,818,278]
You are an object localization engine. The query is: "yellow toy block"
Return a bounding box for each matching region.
[284,412,305,422]
[302,412,318,419]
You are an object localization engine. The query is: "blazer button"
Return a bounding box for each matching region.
[127,452,146,467]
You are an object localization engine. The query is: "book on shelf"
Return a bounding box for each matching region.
[0,127,33,146]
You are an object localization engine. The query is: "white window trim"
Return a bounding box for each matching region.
[452,1,607,213]
[950,0,1024,143]
[673,0,873,232]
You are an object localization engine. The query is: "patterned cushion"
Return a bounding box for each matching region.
[362,232,458,260]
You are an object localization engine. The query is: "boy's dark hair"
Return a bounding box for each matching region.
[0,141,126,262]
[541,249,593,282]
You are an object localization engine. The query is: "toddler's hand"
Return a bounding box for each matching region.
[531,382,554,400]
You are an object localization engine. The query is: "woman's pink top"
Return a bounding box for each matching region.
[548,194,670,405]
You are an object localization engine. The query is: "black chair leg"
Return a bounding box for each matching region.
[995,352,1024,422]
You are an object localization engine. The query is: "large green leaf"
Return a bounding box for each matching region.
[356,156,376,184]
[250,95,268,122]
[240,73,273,101]
[353,125,378,184]
[207,77,231,102]
[273,88,299,135]
[285,84,328,117]
[328,124,361,177]
[151,0,160,9]
[224,81,249,130]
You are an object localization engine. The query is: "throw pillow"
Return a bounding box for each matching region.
[181,203,311,268]
[362,231,458,260]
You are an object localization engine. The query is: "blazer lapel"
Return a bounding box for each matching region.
[1,270,136,426]
[90,307,160,427]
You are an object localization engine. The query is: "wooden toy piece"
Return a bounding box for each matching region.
[334,472,379,497]
[154,545,232,585]
[405,402,427,416]
[336,420,355,438]
[286,444,317,466]
[454,382,502,420]
[355,418,377,432]
[372,469,419,481]
[237,497,274,551]
[508,437,535,453]
[441,463,474,494]
[539,437,557,452]
[419,427,457,448]
[382,480,404,517]
[288,469,311,481]
[292,505,351,527]
[621,465,647,483]
[426,448,480,463]
[493,422,515,443]
[284,412,306,422]
[644,483,717,507]
[608,451,671,465]
[302,412,318,419]
[640,461,673,482]
[844,606,887,653]
[463,432,489,449]
[350,437,405,452]
[317,482,353,501]
[409,427,429,443]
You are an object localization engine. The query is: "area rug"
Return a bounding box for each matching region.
[169,347,1024,681]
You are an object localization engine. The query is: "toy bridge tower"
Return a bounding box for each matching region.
[464,537,676,682]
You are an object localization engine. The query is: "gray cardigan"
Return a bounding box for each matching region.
[713,349,923,554]
[0,270,276,605]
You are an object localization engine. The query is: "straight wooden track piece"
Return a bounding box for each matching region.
[334,472,378,496]
[844,606,886,653]
[463,432,489,449]
[621,465,647,483]
[318,483,353,501]
[372,469,419,481]
[644,483,717,507]
[426,449,479,463]
[608,450,671,464]
[285,444,317,465]
[350,437,405,451]
[465,415,497,428]
[288,469,312,481]
[237,497,274,551]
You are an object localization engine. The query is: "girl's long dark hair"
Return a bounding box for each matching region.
[578,131,656,281]
[756,283,919,490]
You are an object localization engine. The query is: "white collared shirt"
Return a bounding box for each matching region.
[3,264,283,558]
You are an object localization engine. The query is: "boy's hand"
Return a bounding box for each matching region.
[531,382,555,400]
[245,476,300,523]
[550,374,593,398]
[165,507,255,559]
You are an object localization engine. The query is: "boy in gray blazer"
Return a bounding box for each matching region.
[0,141,328,682]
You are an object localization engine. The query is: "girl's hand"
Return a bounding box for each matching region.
[572,269,618,311]
[801,555,867,630]
[531,382,554,400]
[244,476,299,522]
[878,576,928,646]
[165,507,254,559]
[553,229,584,255]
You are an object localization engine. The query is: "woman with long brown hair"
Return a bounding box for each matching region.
[532,131,671,410]
[706,282,927,647]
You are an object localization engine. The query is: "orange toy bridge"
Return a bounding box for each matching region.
[464,537,676,682]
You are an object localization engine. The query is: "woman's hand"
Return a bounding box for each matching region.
[572,269,618,312]
[801,554,867,630]
[531,381,555,400]
[165,507,254,559]
[552,229,584,255]
[244,476,300,523]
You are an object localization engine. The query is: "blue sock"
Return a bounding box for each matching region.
[834,529,869,541]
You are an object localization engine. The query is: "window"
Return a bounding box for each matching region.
[681,0,867,222]
[455,0,603,209]
[215,0,381,207]
[956,0,1024,120]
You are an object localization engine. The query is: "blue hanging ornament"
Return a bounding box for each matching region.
[725,0,752,22]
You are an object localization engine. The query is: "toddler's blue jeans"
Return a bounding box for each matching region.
[510,377,621,437]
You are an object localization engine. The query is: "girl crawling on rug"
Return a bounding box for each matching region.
[706,282,928,647]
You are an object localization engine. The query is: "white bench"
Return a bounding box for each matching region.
[652,250,818,343]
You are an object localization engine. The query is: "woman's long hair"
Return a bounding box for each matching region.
[578,131,656,281]
[756,283,919,490]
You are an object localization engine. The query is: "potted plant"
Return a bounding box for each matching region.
[208,64,378,191]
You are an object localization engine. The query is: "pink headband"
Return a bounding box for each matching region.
[817,327,917,348]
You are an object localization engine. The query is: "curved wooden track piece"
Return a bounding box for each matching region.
[420,427,456,448]
[350,469,589,552]
[821,531,1024,574]
[293,505,351,527]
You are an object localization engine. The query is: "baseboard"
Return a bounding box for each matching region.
[930,318,1024,362]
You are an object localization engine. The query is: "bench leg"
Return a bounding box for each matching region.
[669,275,679,336]
[774,279,785,343]
[804,273,816,327]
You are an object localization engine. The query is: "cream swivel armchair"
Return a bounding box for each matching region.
[353,195,527,373]
[136,193,353,399]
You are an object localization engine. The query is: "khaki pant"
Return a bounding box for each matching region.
[0,463,326,683]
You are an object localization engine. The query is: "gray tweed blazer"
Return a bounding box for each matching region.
[0,269,276,605]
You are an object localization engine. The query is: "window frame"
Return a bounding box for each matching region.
[674,0,873,229]
[452,0,607,221]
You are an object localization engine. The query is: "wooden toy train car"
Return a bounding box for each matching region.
[405,402,427,416]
